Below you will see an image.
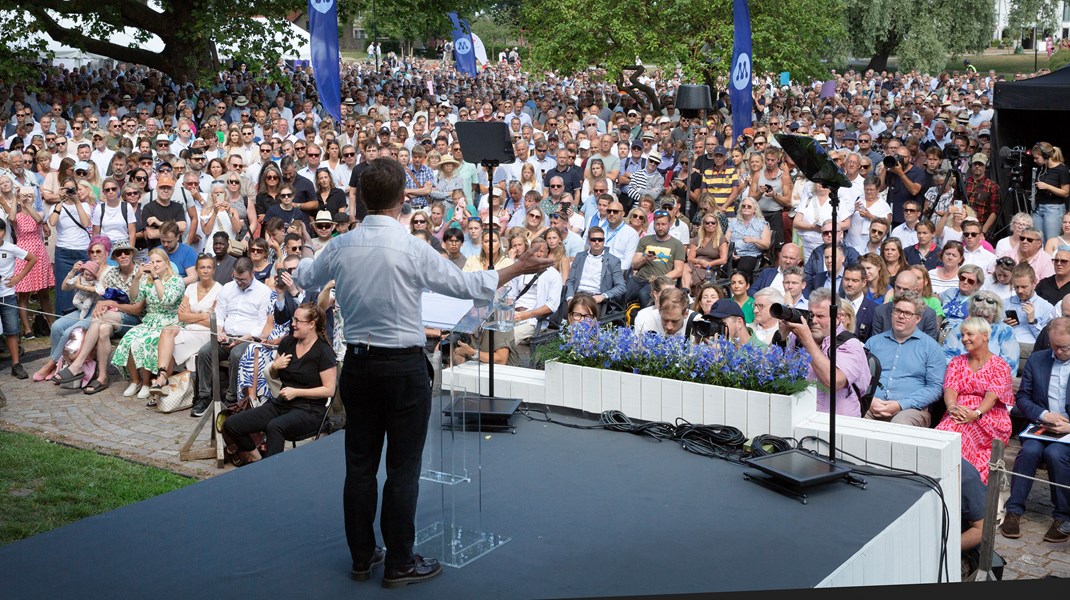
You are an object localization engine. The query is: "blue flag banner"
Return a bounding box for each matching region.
[730,0,752,146]
[448,12,478,77]
[309,0,342,123]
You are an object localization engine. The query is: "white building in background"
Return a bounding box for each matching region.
[993,0,1070,42]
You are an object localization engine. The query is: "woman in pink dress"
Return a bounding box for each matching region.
[13,187,55,337]
[935,317,1014,484]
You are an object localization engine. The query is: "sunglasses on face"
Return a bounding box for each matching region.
[962,231,981,237]
[959,275,977,284]
[279,193,294,199]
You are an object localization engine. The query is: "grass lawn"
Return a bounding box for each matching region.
[942,51,1052,76]
[0,431,195,547]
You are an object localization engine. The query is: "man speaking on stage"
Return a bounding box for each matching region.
[296,158,554,588]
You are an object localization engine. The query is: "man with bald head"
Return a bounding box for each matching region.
[749,242,803,297]
[869,268,940,339]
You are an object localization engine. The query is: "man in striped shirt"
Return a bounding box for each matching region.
[696,145,740,216]
[626,150,667,209]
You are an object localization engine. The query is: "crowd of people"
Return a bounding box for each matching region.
[1,54,1069,567]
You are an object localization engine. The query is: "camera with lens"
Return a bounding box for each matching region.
[1000,146,1028,186]
[689,315,727,339]
[441,331,472,347]
[882,155,901,169]
[770,303,814,325]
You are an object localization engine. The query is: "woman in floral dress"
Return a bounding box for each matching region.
[109,248,186,391]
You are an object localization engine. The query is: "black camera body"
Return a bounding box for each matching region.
[882,155,901,169]
[770,303,813,325]
[690,315,727,339]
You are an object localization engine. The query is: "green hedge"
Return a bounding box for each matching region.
[1051,49,1070,71]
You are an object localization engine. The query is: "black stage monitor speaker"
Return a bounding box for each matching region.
[675,84,713,119]
[455,121,516,166]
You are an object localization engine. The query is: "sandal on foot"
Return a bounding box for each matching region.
[55,367,84,384]
[83,380,110,395]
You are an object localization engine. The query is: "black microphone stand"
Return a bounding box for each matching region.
[481,161,500,399]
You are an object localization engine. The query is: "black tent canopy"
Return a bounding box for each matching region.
[989,65,1070,236]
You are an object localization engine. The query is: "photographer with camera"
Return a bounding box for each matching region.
[879,145,925,228]
[707,298,764,348]
[776,287,869,417]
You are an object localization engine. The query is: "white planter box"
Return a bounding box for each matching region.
[543,361,816,438]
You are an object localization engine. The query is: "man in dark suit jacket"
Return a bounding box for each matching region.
[803,234,860,292]
[839,264,877,341]
[1000,317,1070,543]
[749,242,802,297]
[564,226,627,312]
[870,268,939,340]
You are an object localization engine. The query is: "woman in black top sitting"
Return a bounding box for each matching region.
[223,303,337,464]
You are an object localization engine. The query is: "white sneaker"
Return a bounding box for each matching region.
[123,383,141,397]
[137,385,152,399]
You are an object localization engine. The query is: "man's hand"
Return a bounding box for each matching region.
[786,319,816,350]
[512,248,556,275]
[1021,301,1035,323]
[869,398,902,418]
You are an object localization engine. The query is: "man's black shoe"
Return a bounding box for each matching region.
[11,363,28,379]
[382,555,442,588]
[350,546,386,581]
[190,398,211,418]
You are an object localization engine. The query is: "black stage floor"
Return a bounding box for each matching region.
[1,408,930,598]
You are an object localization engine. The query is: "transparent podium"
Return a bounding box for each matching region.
[416,291,515,567]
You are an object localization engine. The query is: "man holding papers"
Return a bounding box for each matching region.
[1000,317,1070,543]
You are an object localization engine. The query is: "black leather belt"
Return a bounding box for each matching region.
[347,344,424,356]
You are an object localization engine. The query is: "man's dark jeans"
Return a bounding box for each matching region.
[341,349,431,570]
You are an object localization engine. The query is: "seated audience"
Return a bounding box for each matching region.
[1000,317,1070,544]
[864,291,947,427]
[935,317,1014,483]
[563,226,626,312]
[222,303,337,464]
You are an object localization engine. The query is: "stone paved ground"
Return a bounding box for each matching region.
[0,342,1066,579]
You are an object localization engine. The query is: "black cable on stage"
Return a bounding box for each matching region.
[747,434,794,457]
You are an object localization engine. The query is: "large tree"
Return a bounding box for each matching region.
[521,0,848,104]
[844,0,994,73]
[1,0,311,84]
[1006,0,1061,42]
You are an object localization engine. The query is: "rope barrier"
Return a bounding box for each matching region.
[989,458,1070,492]
[0,297,282,349]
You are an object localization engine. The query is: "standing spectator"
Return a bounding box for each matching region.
[47,176,92,314]
[963,153,1000,236]
[1030,142,1070,241]
[12,186,53,337]
[935,317,1014,483]
[880,144,925,227]
[0,219,37,378]
[91,177,137,245]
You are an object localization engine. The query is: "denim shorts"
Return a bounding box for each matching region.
[0,295,20,336]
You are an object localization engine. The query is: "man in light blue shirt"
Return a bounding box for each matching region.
[294,158,551,587]
[865,291,947,427]
[1004,263,1055,351]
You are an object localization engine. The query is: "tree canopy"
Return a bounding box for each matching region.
[521,0,849,92]
[844,0,994,73]
[1,0,312,84]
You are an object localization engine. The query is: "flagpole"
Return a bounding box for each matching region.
[372,0,379,70]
